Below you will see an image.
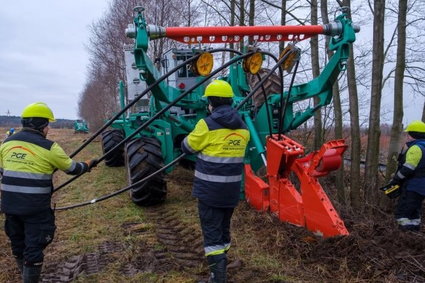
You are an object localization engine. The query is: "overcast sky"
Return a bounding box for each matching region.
[0,0,110,120]
[0,1,423,125]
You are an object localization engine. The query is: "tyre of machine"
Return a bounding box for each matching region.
[101,129,125,167]
[125,137,167,206]
[247,68,281,111]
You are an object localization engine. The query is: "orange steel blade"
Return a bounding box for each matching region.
[244,135,349,237]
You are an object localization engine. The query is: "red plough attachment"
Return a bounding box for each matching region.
[245,135,349,237]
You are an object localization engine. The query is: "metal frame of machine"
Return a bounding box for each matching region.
[99,6,359,237]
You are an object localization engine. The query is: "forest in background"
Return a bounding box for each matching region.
[0,116,74,129]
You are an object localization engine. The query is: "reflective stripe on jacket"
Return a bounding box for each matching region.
[182,105,250,207]
[0,129,87,214]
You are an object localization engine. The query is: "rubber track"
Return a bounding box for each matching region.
[146,206,205,271]
[39,210,249,282]
[41,241,123,282]
[146,206,254,282]
[101,129,125,167]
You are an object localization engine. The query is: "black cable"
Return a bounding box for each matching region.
[54,49,300,209]
[53,48,243,192]
[54,49,251,193]
[255,72,274,138]
[236,49,297,112]
[69,47,240,159]
[55,154,186,211]
[277,57,300,137]
[68,54,200,159]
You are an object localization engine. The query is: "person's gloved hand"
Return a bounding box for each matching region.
[379,182,401,199]
[85,159,99,172]
[389,178,400,187]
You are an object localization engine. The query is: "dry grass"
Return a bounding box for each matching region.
[2,128,424,283]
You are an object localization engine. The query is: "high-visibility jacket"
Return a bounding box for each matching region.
[181,105,250,208]
[0,129,88,215]
[395,139,425,196]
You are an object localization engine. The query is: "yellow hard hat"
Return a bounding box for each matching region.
[21,102,55,122]
[203,80,234,98]
[405,120,425,133]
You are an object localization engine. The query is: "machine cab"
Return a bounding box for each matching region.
[160,48,201,92]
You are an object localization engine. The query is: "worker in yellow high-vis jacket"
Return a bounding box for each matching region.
[0,102,97,283]
[181,80,250,283]
[390,120,425,232]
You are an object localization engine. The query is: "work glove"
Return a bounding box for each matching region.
[379,182,401,199]
[85,159,99,172]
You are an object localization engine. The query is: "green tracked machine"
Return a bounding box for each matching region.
[100,6,359,237]
[74,120,89,133]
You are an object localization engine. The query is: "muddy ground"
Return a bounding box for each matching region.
[0,129,424,282]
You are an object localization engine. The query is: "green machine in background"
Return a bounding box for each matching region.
[74,120,89,134]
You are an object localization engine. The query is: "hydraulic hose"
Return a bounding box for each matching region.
[256,73,274,139]
[277,58,300,138]
[48,53,201,182]
[238,50,301,165]
[68,55,200,159]
[54,49,251,193]
[236,49,299,112]
[68,47,239,159]
[54,50,255,208]
[253,51,282,139]
[55,153,186,211]
[54,49,299,208]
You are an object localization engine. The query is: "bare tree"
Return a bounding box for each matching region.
[279,0,287,54]
[364,0,385,203]
[385,0,407,185]
[310,0,323,150]
[79,0,189,129]
[423,101,425,122]
[321,0,345,203]
[343,0,362,209]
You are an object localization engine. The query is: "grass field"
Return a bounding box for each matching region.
[1,128,424,282]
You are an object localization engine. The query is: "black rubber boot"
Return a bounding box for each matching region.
[15,257,23,275]
[207,255,227,283]
[23,265,42,283]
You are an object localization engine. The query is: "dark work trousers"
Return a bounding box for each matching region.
[4,209,56,265]
[198,201,234,258]
[395,190,425,221]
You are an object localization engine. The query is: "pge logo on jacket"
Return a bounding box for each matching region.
[223,133,247,150]
[6,146,35,161]
[228,139,241,146]
[11,152,27,159]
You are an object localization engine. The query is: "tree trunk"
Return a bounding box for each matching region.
[239,0,245,26]
[240,0,245,52]
[341,0,362,209]
[248,0,255,45]
[383,0,407,207]
[321,0,345,203]
[229,0,236,57]
[249,0,255,26]
[422,100,425,122]
[310,0,323,150]
[364,0,385,203]
[279,0,287,54]
[385,0,407,181]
